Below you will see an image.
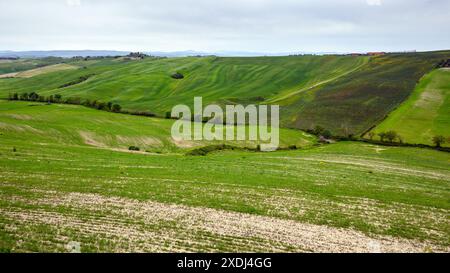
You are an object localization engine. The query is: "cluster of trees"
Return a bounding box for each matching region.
[126,52,149,59]
[436,59,450,68]
[128,146,140,151]
[368,131,449,148]
[71,56,121,61]
[58,74,94,89]
[366,131,403,143]
[8,92,122,113]
[307,125,332,139]
[82,99,122,112]
[8,92,62,103]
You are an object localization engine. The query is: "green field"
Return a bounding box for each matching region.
[0,101,315,152]
[0,101,449,252]
[370,68,450,146]
[1,51,449,136]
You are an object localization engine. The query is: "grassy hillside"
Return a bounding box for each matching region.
[0,51,449,137]
[0,57,65,75]
[283,51,450,135]
[0,101,315,152]
[2,64,78,78]
[0,101,449,252]
[0,55,364,111]
[369,68,450,146]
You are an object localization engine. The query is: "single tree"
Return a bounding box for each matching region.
[29,92,39,101]
[368,132,375,140]
[432,135,446,147]
[378,132,386,142]
[385,131,398,142]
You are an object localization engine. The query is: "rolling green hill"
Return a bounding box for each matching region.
[0,101,315,153]
[0,100,449,252]
[284,51,450,135]
[0,57,65,75]
[0,55,365,111]
[369,68,450,146]
[0,51,449,137]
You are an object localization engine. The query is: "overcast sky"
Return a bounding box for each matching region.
[1,0,449,53]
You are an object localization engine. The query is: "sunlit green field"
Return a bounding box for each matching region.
[0,101,315,152]
[371,68,450,146]
[0,101,449,252]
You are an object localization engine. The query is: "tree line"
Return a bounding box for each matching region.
[8,92,122,113]
[8,92,161,118]
[368,130,448,148]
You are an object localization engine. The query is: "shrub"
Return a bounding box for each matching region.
[186,144,233,156]
[128,146,140,151]
[322,130,332,139]
[288,145,297,150]
[112,104,122,113]
[171,72,184,79]
[313,125,325,136]
[129,111,156,117]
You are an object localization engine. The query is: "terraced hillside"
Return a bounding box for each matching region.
[0,101,449,252]
[0,51,449,136]
[369,68,450,146]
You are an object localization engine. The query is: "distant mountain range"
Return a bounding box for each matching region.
[0,50,342,58]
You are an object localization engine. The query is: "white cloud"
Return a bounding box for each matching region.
[366,0,382,6]
[66,0,81,7]
[0,0,449,52]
